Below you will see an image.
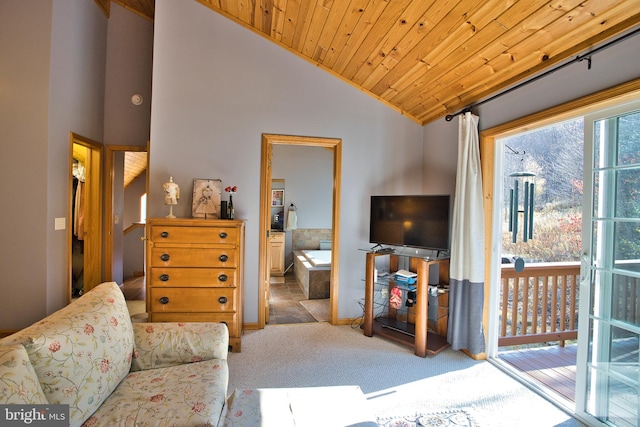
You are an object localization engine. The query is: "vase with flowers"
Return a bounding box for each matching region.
[225,186,237,219]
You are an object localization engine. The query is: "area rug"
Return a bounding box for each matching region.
[299,299,330,322]
[377,410,477,427]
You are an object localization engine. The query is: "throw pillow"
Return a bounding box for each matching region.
[0,344,48,404]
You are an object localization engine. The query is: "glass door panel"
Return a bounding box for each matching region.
[578,102,640,427]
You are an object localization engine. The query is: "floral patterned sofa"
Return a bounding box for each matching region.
[0,281,229,427]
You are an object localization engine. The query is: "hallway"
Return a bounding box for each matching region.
[269,272,329,324]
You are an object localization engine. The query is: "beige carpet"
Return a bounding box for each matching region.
[126,300,147,322]
[299,299,330,322]
[226,323,583,427]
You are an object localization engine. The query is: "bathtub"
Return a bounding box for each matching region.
[293,249,331,299]
[300,249,332,267]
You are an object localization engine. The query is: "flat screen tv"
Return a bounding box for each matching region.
[369,195,450,251]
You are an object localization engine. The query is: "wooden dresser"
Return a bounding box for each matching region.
[145,218,245,352]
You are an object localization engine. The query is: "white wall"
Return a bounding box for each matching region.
[104,3,153,283]
[104,4,153,148]
[0,0,108,329]
[149,0,423,322]
[0,0,53,328]
[272,145,333,229]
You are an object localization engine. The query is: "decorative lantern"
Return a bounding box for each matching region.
[508,172,535,243]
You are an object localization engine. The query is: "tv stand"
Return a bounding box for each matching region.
[363,251,450,357]
[374,247,395,254]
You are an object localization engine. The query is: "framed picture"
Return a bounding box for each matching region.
[271,189,284,207]
[192,179,222,219]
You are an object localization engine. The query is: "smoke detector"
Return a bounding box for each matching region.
[130,94,143,105]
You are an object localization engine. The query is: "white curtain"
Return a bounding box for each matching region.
[447,112,485,354]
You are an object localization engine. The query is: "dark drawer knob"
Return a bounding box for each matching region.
[219,254,229,262]
[160,231,169,238]
[218,274,228,282]
[159,274,170,281]
[219,232,228,239]
[159,296,170,304]
[218,296,228,304]
[160,253,170,262]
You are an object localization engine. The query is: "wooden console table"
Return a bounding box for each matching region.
[363,251,450,357]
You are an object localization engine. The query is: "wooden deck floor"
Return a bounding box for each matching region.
[499,344,577,403]
[499,337,639,406]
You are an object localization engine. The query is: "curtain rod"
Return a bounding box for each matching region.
[444,26,640,122]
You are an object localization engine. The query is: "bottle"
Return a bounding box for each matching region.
[228,194,234,219]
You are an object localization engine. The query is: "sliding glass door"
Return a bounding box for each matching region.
[577,101,640,427]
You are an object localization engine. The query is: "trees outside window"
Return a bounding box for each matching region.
[501,118,584,263]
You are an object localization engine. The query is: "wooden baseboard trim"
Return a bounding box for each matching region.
[244,318,361,330]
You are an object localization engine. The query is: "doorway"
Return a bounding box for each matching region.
[494,117,584,408]
[481,80,640,424]
[104,144,149,285]
[69,133,103,301]
[259,134,342,329]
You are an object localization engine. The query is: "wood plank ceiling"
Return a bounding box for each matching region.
[123,151,147,188]
[112,0,640,125]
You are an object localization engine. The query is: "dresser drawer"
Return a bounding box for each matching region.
[150,288,236,313]
[149,267,236,287]
[149,225,239,245]
[149,247,237,267]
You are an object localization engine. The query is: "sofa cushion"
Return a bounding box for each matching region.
[131,322,228,372]
[0,344,48,404]
[0,282,134,427]
[83,358,229,427]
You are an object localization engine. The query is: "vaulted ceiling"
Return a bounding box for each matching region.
[123,151,148,188]
[112,0,640,125]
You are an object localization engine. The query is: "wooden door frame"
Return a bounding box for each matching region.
[104,143,149,282]
[68,133,103,303]
[258,134,342,329]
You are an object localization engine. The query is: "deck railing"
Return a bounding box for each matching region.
[612,266,640,325]
[499,261,640,347]
[499,262,580,347]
